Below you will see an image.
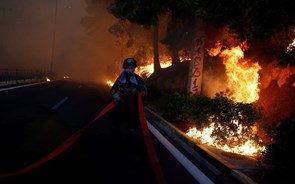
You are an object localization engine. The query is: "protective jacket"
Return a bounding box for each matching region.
[110,69,147,106]
[109,69,147,131]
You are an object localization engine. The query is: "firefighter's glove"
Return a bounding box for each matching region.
[113,93,121,103]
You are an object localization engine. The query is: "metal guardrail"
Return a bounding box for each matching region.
[0,69,50,87]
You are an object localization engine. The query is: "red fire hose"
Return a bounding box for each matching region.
[0,94,166,184]
[0,101,116,178]
[138,93,167,184]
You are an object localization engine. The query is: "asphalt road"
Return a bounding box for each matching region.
[0,80,250,184]
[0,80,205,184]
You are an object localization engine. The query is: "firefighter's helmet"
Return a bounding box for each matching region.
[123,58,137,69]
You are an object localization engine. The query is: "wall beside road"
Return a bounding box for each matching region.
[0,69,50,87]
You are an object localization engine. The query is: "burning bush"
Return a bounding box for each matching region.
[163,92,266,156]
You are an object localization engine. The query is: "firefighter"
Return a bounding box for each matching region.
[109,57,147,146]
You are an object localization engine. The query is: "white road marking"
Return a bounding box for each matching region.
[52,97,68,110]
[0,81,49,92]
[148,121,215,184]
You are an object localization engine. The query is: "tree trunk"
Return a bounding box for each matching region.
[171,48,180,67]
[170,14,181,67]
[153,24,161,73]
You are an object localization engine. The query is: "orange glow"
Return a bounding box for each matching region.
[186,123,266,156]
[138,60,172,78]
[106,80,114,87]
[287,39,295,52]
[106,58,173,86]
[185,42,264,157]
[208,42,261,103]
[220,46,261,103]
[207,41,222,56]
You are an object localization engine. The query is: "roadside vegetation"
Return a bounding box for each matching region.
[257,112,295,184]
[158,91,294,183]
[162,92,265,153]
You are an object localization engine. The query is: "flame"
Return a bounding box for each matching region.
[106,80,114,87]
[106,59,173,86]
[138,60,172,78]
[223,46,261,103]
[287,39,295,52]
[186,123,266,156]
[46,77,51,81]
[207,41,222,56]
[209,44,261,103]
[137,53,190,78]
[185,42,264,157]
[137,64,155,78]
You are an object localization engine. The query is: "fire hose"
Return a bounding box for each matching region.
[138,93,167,184]
[0,94,166,184]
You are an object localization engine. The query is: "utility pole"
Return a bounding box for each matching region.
[50,0,58,77]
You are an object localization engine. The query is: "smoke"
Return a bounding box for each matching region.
[202,58,227,98]
[0,0,54,70]
[201,26,240,97]
[0,0,121,84]
[58,0,122,84]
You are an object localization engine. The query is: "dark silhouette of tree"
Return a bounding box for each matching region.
[161,1,199,67]
[82,0,295,70]
[107,0,168,73]
[258,112,295,183]
[190,0,295,66]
